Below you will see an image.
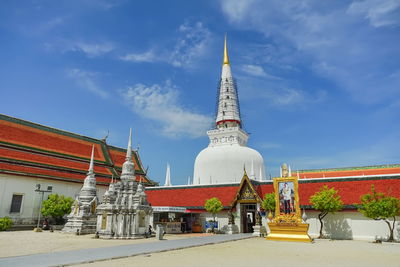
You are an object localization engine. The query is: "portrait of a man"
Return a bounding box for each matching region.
[279,182,295,214]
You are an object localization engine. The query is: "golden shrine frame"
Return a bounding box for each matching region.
[266,176,312,242]
[273,176,301,225]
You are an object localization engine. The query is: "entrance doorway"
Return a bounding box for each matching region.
[241,203,257,233]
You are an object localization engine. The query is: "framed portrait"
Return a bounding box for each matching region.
[278,181,295,214]
[273,176,301,220]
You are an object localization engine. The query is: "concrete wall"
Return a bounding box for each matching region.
[0,174,107,225]
[305,210,400,241]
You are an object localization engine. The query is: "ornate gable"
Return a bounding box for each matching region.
[230,170,262,208]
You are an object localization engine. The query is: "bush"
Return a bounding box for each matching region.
[0,217,13,231]
[358,185,400,242]
[262,193,276,213]
[204,197,223,232]
[41,194,74,224]
[310,185,343,238]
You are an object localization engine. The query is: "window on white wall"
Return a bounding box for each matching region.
[10,194,23,213]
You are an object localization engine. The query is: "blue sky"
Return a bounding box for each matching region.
[1,0,400,185]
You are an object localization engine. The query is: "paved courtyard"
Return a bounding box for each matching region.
[78,238,400,267]
[0,231,399,267]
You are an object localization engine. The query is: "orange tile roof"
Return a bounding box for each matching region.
[296,164,400,179]
[0,114,156,185]
[147,185,239,208]
[146,176,400,210]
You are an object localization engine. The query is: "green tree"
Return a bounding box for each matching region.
[204,197,223,232]
[358,185,400,242]
[262,193,276,213]
[41,194,74,224]
[310,185,343,238]
[0,217,13,231]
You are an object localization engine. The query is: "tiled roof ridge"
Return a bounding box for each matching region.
[0,113,110,145]
[0,114,157,185]
[0,168,111,185]
[146,182,241,190]
[0,114,144,168]
[0,157,108,176]
[0,142,109,166]
[296,163,400,173]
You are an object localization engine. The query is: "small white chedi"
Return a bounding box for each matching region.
[193,36,266,184]
[62,146,98,234]
[96,129,152,239]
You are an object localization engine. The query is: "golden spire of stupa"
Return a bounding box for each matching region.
[223,34,230,65]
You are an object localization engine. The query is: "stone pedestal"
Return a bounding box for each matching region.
[156,225,165,240]
[266,222,312,242]
[252,225,261,237]
[226,224,239,234]
[63,215,97,235]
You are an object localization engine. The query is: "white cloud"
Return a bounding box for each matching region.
[67,69,109,99]
[240,64,280,79]
[169,21,212,68]
[347,0,400,27]
[119,21,211,68]
[119,50,156,63]
[220,0,257,23]
[122,81,213,138]
[46,40,114,57]
[69,42,114,57]
[219,0,400,104]
[82,0,126,9]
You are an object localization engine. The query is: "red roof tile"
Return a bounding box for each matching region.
[146,185,238,207]
[146,177,400,209]
[0,114,156,185]
[297,165,400,179]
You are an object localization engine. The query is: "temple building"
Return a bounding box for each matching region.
[0,37,399,241]
[0,114,156,225]
[147,164,400,239]
[146,38,400,240]
[193,36,266,185]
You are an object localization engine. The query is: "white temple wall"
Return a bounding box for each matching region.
[195,208,399,240]
[199,211,230,231]
[0,174,107,225]
[305,210,400,241]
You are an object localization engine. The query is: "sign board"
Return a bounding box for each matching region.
[205,221,218,229]
[152,206,187,213]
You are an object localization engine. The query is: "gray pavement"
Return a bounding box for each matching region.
[0,234,253,267]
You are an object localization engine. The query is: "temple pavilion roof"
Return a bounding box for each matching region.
[0,114,156,186]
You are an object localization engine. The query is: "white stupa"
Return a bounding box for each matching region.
[193,36,266,185]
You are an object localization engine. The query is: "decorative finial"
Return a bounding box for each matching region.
[223,34,230,65]
[88,145,95,174]
[164,163,171,186]
[126,128,132,160]
[101,130,109,143]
